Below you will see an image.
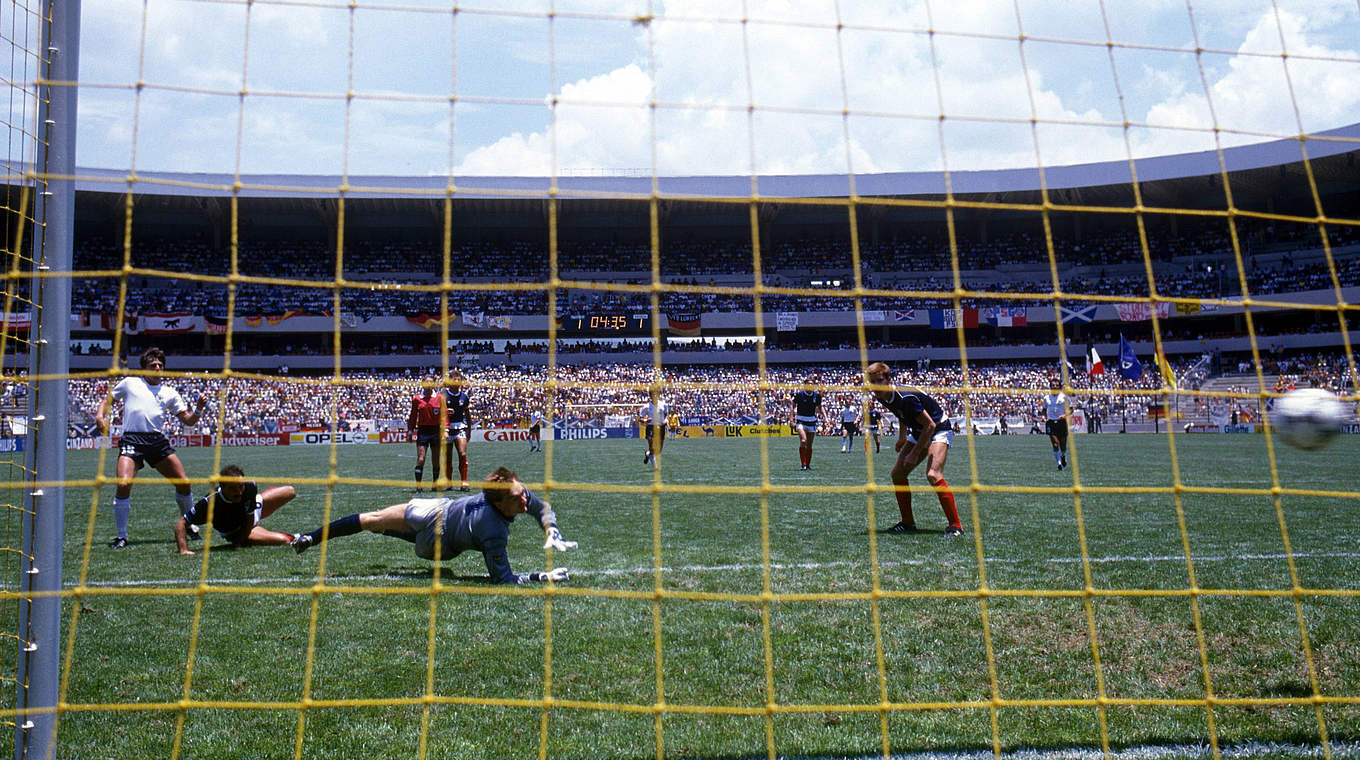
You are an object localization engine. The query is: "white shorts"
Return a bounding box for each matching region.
[795,420,819,435]
[405,498,450,560]
[905,429,954,448]
[446,425,469,441]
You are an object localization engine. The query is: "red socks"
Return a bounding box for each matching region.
[894,487,914,525]
[799,447,811,467]
[896,479,961,529]
[935,478,961,529]
[459,460,469,482]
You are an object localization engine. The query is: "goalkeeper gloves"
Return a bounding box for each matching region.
[530,568,569,583]
[543,526,578,552]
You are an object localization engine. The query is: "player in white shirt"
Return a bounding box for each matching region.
[637,390,668,468]
[1040,377,1070,470]
[838,402,860,453]
[95,347,208,548]
[527,409,546,452]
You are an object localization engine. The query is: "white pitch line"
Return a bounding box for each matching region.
[66,551,1360,589]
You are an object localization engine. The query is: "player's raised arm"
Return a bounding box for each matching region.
[95,391,113,434]
[177,393,207,427]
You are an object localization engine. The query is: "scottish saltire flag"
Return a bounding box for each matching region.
[893,309,915,322]
[1118,335,1143,381]
[1058,304,1098,324]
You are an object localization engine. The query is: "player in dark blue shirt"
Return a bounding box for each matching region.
[290,466,575,584]
[173,464,298,554]
[442,369,474,491]
[865,362,963,537]
[789,379,825,470]
[866,406,883,453]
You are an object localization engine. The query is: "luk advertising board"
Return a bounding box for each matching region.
[676,424,792,438]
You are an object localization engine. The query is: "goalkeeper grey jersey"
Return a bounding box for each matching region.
[434,488,557,584]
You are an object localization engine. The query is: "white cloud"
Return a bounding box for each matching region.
[68,0,1360,176]
[1138,7,1360,157]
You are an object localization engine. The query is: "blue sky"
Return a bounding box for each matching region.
[68,0,1360,177]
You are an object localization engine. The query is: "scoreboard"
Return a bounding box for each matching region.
[561,312,651,334]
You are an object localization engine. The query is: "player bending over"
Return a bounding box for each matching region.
[408,375,444,491]
[790,377,825,470]
[96,346,208,549]
[865,362,963,537]
[1041,377,1070,471]
[638,390,668,468]
[290,466,575,584]
[173,464,297,554]
[443,369,473,491]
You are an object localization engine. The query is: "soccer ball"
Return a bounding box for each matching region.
[1271,388,1346,450]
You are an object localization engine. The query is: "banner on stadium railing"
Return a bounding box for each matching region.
[407,312,455,328]
[776,312,799,332]
[928,308,979,329]
[667,312,702,337]
[244,311,324,327]
[2,312,31,332]
[1115,302,1171,321]
[1057,304,1098,324]
[982,306,1028,327]
[130,312,203,334]
[0,437,24,453]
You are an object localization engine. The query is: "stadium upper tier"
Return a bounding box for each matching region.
[67,227,1360,319]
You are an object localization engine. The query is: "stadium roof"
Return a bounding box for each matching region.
[70,122,1360,204]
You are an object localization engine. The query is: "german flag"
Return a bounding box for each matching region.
[666,312,701,337]
[406,312,455,329]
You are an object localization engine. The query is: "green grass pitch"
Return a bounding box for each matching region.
[40,433,1360,758]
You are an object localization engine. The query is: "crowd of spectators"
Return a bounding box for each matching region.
[59,219,1359,320]
[70,350,1358,439]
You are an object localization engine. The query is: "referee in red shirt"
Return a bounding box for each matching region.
[408,376,445,492]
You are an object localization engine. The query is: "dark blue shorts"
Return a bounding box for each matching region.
[415,426,440,447]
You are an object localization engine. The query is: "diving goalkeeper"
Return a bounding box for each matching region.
[290,466,576,584]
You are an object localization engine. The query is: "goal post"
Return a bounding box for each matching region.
[12,1,77,758]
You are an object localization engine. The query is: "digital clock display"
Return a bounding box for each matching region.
[563,313,650,333]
